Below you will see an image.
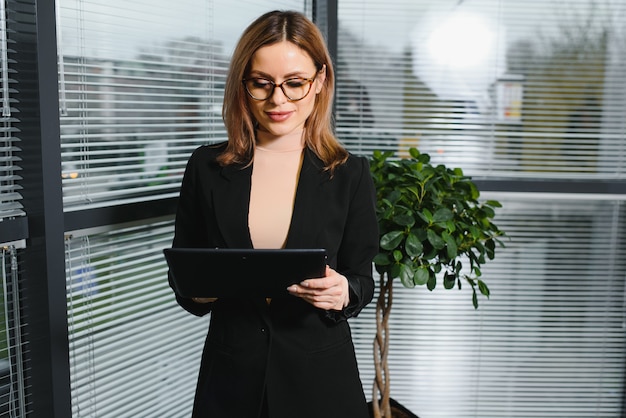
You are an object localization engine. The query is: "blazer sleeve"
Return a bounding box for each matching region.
[326,156,379,322]
[169,147,214,317]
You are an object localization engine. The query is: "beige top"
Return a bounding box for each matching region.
[249,129,305,249]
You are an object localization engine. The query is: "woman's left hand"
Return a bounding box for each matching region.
[287,265,349,311]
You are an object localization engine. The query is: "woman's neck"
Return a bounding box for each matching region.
[255,129,305,152]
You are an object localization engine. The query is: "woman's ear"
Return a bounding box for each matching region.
[316,64,327,94]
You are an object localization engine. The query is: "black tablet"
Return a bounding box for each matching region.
[163,248,327,298]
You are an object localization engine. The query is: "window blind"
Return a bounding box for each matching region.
[57,0,224,210]
[65,220,209,418]
[337,1,626,416]
[336,0,626,178]
[0,0,23,223]
[0,246,28,417]
[57,0,309,211]
[0,2,28,417]
[350,195,626,417]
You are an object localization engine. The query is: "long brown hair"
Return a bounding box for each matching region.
[218,10,348,172]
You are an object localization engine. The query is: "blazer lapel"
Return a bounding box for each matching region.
[284,149,330,249]
[213,163,254,249]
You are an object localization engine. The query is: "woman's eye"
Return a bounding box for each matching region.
[252,79,272,88]
[285,78,307,88]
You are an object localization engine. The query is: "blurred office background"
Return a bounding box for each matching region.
[0,0,624,417]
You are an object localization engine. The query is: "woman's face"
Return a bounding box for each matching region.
[245,41,325,138]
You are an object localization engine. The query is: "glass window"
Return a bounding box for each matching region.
[337,0,626,178]
[65,220,209,417]
[57,0,309,210]
[0,3,28,416]
[0,0,23,222]
[350,196,626,417]
[338,1,626,416]
[0,246,28,417]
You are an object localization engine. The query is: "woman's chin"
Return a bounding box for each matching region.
[259,123,304,138]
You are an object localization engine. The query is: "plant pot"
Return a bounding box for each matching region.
[368,398,419,418]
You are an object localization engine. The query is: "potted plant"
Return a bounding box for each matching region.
[367,148,506,418]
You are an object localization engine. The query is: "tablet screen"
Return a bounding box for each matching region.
[164,248,327,298]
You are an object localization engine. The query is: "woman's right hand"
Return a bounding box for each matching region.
[191,297,217,303]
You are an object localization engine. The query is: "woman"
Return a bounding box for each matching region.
[170,10,378,418]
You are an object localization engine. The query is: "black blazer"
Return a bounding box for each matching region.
[170,143,378,418]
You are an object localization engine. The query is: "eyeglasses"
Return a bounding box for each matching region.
[242,72,318,101]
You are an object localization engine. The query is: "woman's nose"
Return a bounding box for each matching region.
[268,85,289,104]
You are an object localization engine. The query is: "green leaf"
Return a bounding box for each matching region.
[416,211,430,224]
[427,229,445,249]
[485,239,496,259]
[414,267,429,286]
[393,250,403,262]
[485,200,502,208]
[380,206,394,220]
[406,186,420,199]
[432,208,453,222]
[426,270,437,290]
[412,228,427,241]
[389,263,401,279]
[409,147,420,159]
[468,182,479,199]
[405,233,423,258]
[472,289,478,309]
[393,214,415,227]
[443,272,456,289]
[372,253,390,266]
[400,264,415,288]
[380,230,404,250]
[482,206,495,218]
[478,280,490,298]
[417,152,430,164]
[442,231,457,259]
[387,190,401,204]
[422,245,437,260]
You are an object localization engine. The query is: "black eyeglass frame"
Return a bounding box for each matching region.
[242,71,320,102]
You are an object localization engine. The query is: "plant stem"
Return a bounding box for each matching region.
[372,272,393,418]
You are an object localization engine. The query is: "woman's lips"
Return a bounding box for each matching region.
[266,111,293,122]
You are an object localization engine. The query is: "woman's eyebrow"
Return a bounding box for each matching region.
[248,70,310,79]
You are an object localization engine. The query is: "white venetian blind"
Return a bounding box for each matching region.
[65,220,209,417]
[0,2,28,416]
[338,1,626,416]
[57,0,227,210]
[57,0,307,210]
[336,0,626,178]
[0,246,28,417]
[0,0,23,222]
[350,195,626,417]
